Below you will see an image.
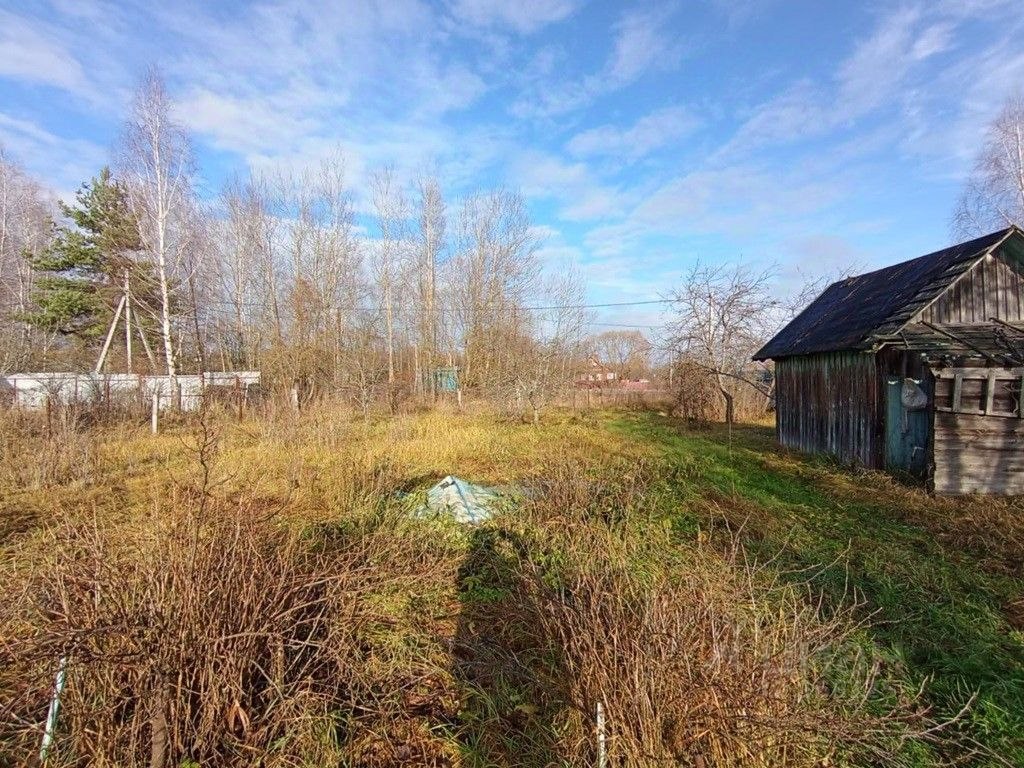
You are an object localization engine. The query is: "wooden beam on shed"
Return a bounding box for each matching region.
[990,317,1024,335]
[985,370,997,415]
[921,321,1003,364]
[953,372,963,412]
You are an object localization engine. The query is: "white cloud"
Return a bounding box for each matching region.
[568,106,699,159]
[511,5,685,119]
[511,150,625,221]
[606,6,683,86]
[0,10,90,96]
[911,23,956,60]
[447,0,578,33]
[632,163,845,237]
[177,88,322,156]
[0,112,107,198]
[719,2,1010,162]
[705,0,772,29]
[836,6,926,117]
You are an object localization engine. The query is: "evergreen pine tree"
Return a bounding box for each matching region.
[27,168,142,339]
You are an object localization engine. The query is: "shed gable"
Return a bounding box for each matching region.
[916,238,1024,325]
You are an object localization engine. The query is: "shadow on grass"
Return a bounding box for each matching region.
[609,411,1024,765]
[451,526,565,768]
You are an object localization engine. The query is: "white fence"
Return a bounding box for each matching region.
[0,372,261,412]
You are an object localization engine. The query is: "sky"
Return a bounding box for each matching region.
[2,0,1023,330]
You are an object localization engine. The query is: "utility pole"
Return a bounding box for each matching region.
[124,272,133,372]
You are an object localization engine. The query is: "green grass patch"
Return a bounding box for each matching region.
[610,411,1024,765]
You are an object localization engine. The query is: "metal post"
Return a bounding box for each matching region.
[151,391,159,434]
[39,655,67,764]
[596,700,606,768]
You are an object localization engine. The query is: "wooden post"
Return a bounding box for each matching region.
[413,341,420,396]
[1019,374,1024,418]
[457,388,463,410]
[95,294,127,374]
[124,274,133,373]
[985,370,996,415]
[596,700,606,768]
[151,391,159,434]
[135,317,158,372]
[952,373,963,413]
[235,376,243,422]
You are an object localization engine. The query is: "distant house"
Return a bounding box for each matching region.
[576,358,618,388]
[754,226,1024,495]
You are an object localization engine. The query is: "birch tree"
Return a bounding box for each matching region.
[955,94,1024,236]
[370,167,408,386]
[0,147,50,371]
[119,70,195,398]
[415,173,445,394]
[280,155,362,397]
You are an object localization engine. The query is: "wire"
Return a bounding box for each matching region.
[194,297,674,314]
[587,322,663,329]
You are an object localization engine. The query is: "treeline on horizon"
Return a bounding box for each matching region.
[1,71,1021,418]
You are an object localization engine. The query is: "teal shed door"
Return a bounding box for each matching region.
[884,378,929,476]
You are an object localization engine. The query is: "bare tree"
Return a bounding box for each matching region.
[955,94,1024,237]
[119,70,196,399]
[450,190,540,390]
[415,173,445,395]
[370,167,408,386]
[0,147,51,372]
[510,266,590,424]
[215,176,268,369]
[667,263,777,425]
[590,330,652,381]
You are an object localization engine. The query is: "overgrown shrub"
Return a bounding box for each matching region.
[0,495,464,767]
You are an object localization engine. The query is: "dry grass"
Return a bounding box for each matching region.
[498,462,938,767]
[0,403,970,766]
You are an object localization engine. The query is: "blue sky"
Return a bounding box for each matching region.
[2,0,1023,329]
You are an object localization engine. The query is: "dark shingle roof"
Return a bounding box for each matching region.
[753,227,1020,360]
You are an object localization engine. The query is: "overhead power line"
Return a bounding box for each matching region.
[194,297,675,313]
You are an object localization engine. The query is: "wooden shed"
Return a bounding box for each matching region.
[753,226,1024,494]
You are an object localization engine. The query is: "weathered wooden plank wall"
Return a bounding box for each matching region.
[921,249,1024,324]
[775,351,880,467]
[933,411,1024,494]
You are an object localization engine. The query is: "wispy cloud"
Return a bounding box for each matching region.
[0,111,106,196]
[511,150,626,221]
[567,106,699,160]
[511,5,686,119]
[2,0,1024,301]
[0,10,90,96]
[606,6,684,86]
[446,0,579,34]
